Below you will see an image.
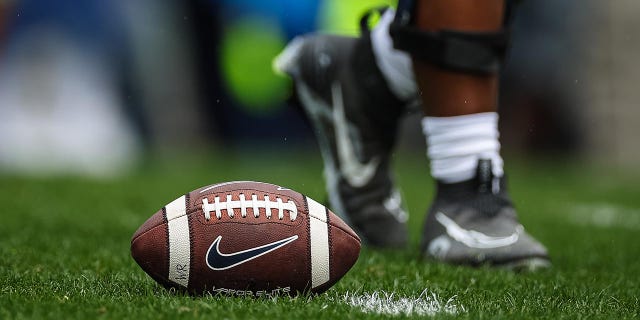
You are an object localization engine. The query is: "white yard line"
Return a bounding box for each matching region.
[338,289,465,317]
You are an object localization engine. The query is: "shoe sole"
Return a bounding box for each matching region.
[499,257,551,272]
[424,254,551,272]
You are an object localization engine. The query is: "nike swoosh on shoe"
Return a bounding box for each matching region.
[331,83,380,188]
[435,212,521,249]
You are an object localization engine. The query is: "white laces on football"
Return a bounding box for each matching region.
[202,194,298,221]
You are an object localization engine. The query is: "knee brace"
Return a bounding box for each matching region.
[390,0,522,74]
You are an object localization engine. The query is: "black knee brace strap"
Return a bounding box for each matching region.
[390,27,508,74]
[390,0,521,75]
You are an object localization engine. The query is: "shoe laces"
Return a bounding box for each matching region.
[438,160,513,218]
[472,160,513,217]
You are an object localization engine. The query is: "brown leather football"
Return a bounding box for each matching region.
[131,181,360,296]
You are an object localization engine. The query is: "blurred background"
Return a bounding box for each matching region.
[0,0,637,177]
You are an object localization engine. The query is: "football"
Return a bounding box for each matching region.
[131,181,361,296]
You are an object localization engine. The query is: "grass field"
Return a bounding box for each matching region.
[1,151,639,319]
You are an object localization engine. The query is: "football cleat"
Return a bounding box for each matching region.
[274,14,413,248]
[421,160,550,270]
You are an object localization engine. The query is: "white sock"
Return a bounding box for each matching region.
[422,112,504,183]
[370,9,417,101]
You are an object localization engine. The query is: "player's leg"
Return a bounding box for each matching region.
[275,1,550,265]
[389,0,549,268]
[411,0,502,116]
[274,9,411,248]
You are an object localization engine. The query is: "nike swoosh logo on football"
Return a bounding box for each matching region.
[331,83,380,188]
[435,212,521,249]
[206,235,298,270]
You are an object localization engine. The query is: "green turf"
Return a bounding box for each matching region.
[1,151,639,319]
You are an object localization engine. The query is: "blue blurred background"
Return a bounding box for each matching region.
[0,0,636,176]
